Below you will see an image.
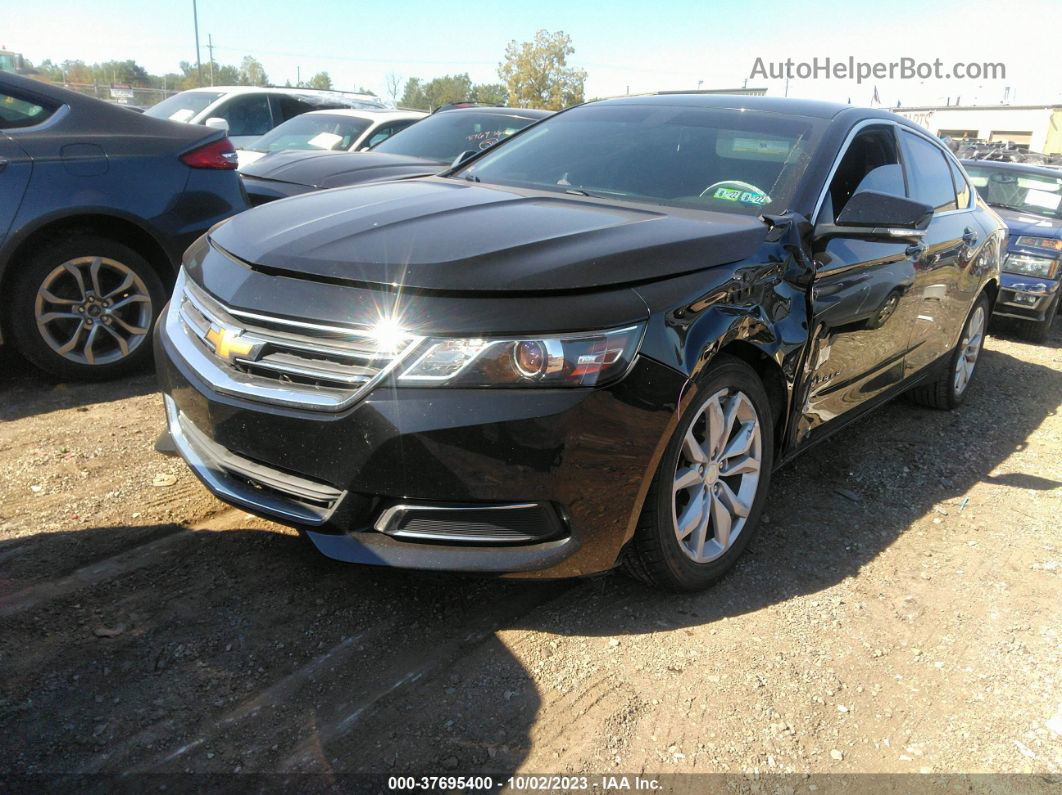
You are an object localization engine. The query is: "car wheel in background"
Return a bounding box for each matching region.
[1021,292,1059,344]
[10,235,166,380]
[622,354,774,592]
[908,293,990,410]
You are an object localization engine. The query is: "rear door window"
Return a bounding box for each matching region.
[949,159,971,209]
[901,131,958,212]
[214,93,274,137]
[0,91,57,129]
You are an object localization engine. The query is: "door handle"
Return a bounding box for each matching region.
[962,228,978,245]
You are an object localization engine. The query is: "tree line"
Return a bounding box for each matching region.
[25,29,587,111]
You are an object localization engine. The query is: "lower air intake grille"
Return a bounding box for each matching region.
[375,503,565,545]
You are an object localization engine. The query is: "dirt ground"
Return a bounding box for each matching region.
[1,318,1060,786]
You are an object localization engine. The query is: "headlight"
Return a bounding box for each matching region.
[1004,253,1058,279]
[397,325,644,387]
[1016,236,1062,253]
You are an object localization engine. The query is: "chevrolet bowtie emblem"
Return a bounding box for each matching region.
[205,325,256,361]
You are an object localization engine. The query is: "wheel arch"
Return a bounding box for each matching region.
[713,339,789,453]
[981,277,999,310]
[0,212,175,341]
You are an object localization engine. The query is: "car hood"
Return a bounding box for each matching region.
[235,149,266,168]
[993,206,1062,239]
[236,149,444,189]
[210,178,769,293]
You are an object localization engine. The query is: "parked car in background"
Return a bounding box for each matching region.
[238,106,550,205]
[963,160,1061,342]
[0,73,248,380]
[156,95,1003,591]
[143,86,390,149]
[235,109,426,168]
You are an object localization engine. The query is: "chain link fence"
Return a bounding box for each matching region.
[55,82,178,109]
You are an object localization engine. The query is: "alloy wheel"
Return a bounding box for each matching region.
[34,257,153,366]
[672,387,763,564]
[953,305,985,395]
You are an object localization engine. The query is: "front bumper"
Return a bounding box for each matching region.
[155,303,683,578]
[992,271,1060,322]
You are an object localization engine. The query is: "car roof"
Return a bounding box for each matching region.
[589,93,858,119]
[960,159,1062,179]
[434,106,552,119]
[299,109,427,121]
[177,85,389,106]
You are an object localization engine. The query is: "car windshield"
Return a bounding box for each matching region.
[247,114,372,154]
[965,164,1062,220]
[456,104,822,216]
[371,111,539,161]
[144,91,224,122]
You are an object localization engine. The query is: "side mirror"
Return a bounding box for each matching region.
[204,117,229,134]
[815,191,933,244]
[450,149,478,169]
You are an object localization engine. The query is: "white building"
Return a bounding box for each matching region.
[895,104,1062,154]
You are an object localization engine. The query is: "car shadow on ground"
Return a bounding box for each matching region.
[0,349,158,423]
[0,348,1059,780]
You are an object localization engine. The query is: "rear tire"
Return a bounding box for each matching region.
[908,293,989,410]
[10,234,166,381]
[621,354,774,592]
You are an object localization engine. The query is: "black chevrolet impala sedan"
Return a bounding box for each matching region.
[155,95,1003,591]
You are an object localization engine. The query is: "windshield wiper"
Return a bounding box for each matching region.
[565,188,616,199]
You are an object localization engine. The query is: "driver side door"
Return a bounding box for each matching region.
[796,123,922,445]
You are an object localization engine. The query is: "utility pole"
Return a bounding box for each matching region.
[297,66,301,87]
[192,0,202,86]
[207,34,215,85]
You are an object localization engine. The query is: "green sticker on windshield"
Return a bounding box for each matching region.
[712,185,770,205]
[714,187,742,201]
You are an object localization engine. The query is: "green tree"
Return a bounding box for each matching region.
[498,30,585,110]
[400,77,427,109]
[399,73,473,110]
[307,71,333,90]
[92,60,150,86]
[239,56,269,87]
[472,82,508,106]
[423,73,472,108]
[214,64,240,85]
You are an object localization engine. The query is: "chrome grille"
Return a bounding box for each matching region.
[170,273,421,411]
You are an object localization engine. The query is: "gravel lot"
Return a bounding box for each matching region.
[0,319,1059,783]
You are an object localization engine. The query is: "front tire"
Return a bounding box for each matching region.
[622,355,774,592]
[10,234,166,381]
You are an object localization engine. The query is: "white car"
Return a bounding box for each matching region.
[143,86,391,149]
[235,109,427,168]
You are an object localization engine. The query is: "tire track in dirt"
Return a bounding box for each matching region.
[276,583,575,773]
[0,507,243,619]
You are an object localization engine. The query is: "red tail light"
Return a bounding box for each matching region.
[180,138,238,170]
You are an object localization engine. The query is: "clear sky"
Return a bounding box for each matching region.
[3,0,1059,107]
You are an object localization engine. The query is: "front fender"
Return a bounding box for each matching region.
[633,249,809,388]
